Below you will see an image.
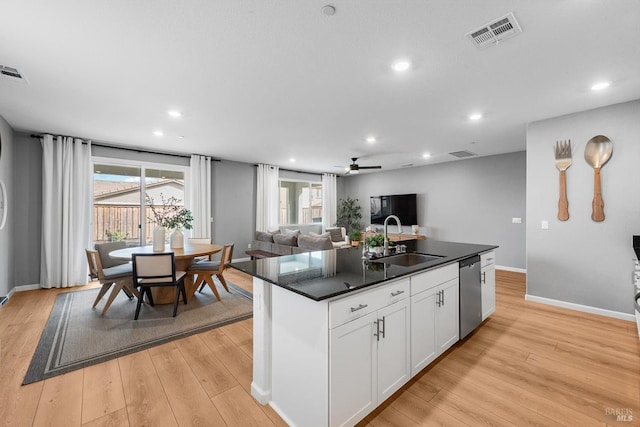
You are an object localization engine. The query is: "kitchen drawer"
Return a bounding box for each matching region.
[481,251,495,268]
[410,263,459,296]
[329,278,409,329]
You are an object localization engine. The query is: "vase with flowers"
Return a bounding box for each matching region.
[147,193,194,250]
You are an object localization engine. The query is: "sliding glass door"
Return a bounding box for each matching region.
[92,160,187,246]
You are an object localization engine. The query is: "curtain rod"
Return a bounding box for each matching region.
[253,163,332,177]
[29,134,219,161]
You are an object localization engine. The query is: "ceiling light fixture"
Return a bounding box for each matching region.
[289,158,296,163]
[469,113,483,121]
[366,136,376,143]
[153,130,164,137]
[591,81,610,91]
[422,153,431,159]
[391,60,411,72]
[168,110,182,118]
[321,5,336,16]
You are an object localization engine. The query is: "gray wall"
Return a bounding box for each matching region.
[339,151,526,269]
[0,116,15,297]
[13,134,42,286]
[526,99,640,315]
[212,160,256,257]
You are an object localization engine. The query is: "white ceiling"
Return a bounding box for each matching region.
[1,1,639,174]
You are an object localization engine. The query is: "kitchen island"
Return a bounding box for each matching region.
[230,239,497,427]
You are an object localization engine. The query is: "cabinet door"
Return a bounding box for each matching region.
[436,280,459,354]
[410,289,437,376]
[377,299,411,402]
[330,312,377,427]
[481,265,496,320]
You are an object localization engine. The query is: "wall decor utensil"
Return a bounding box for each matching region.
[554,140,572,221]
[584,135,612,222]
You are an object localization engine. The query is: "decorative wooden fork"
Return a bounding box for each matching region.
[554,140,572,221]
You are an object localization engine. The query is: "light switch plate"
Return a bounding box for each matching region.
[512,217,522,224]
[541,220,549,230]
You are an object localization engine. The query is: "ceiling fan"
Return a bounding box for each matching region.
[346,157,382,175]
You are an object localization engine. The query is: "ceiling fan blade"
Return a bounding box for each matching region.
[358,165,382,169]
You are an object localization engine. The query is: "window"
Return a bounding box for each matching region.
[92,160,188,246]
[279,179,322,225]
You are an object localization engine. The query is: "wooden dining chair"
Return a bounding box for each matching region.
[132,252,187,320]
[188,243,234,300]
[188,237,212,261]
[85,249,140,315]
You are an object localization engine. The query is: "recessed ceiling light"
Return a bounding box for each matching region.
[469,113,483,121]
[366,136,376,143]
[321,5,336,15]
[153,130,164,137]
[391,60,411,72]
[591,81,610,91]
[168,110,182,118]
[422,153,431,159]
[178,135,185,139]
[289,158,296,163]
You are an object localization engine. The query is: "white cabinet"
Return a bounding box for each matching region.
[329,280,410,427]
[481,251,496,320]
[410,264,459,376]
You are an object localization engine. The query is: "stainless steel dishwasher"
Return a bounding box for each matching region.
[459,255,482,339]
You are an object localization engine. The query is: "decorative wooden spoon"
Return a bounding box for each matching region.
[584,135,612,222]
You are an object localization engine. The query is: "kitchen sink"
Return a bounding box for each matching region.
[373,253,444,267]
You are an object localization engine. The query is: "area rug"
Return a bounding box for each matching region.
[23,282,253,384]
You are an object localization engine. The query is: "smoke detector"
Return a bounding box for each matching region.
[466,12,522,49]
[0,65,28,84]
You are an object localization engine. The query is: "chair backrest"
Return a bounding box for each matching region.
[220,243,235,270]
[132,253,176,284]
[85,249,105,282]
[188,238,211,244]
[95,241,128,268]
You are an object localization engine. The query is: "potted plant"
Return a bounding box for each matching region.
[348,229,362,247]
[147,193,194,249]
[365,233,385,255]
[336,197,363,235]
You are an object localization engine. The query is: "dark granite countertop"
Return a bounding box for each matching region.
[229,239,498,301]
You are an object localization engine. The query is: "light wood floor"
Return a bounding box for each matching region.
[0,270,638,426]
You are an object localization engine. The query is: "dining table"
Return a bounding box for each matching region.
[109,242,223,304]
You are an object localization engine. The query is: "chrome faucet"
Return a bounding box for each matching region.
[383,215,402,256]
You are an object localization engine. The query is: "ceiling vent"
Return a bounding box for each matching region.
[449,150,476,158]
[0,65,28,84]
[466,12,522,49]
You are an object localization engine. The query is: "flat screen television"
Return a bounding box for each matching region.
[370,193,417,225]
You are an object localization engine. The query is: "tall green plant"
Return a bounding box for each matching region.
[336,197,363,234]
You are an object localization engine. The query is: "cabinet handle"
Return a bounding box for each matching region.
[441,289,445,306]
[373,319,380,341]
[380,316,386,339]
[487,257,494,262]
[481,271,486,284]
[436,290,441,307]
[390,290,405,297]
[350,303,368,313]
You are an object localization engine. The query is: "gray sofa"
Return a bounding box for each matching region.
[252,224,348,256]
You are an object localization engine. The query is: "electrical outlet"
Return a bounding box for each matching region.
[512,217,522,224]
[248,243,252,249]
[541,220,549,230]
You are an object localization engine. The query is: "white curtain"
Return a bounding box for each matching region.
[189,154,212,239]
[40,135,92,288]
[256,164,279,232]
[322,173,337,230]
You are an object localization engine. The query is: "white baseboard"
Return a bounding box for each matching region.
[233,256,252,263]
[15,284,41,292]
[525,294,635,322]
[496,265,526,274]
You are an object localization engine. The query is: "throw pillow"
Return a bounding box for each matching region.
[255,231,275,242]
[309,231,331,239]
[297,234,333,250]
[326,228,344,243]
[274,233,297,246]
[283,228,301,237]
